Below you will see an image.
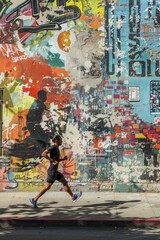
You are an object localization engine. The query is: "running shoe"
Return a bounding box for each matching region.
[72,191,82,202]
[30,198,38,208]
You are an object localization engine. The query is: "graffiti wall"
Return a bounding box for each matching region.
[0,0,160,192]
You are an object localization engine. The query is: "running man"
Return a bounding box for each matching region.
[30,134,82,208]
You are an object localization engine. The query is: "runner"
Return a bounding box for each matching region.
[30,134,82,208]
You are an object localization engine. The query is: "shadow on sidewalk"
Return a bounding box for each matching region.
[0,199,141,219]
[1,199,160,228]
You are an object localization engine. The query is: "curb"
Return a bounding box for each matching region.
[0,218,160,228]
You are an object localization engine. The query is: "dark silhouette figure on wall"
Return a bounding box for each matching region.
[5,90,50,170]
[142,138,153,166]
[140,137,159,181]
[26,90,49,143]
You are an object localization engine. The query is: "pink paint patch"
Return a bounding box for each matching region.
[124,151,136,155]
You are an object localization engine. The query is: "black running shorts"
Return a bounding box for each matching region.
[47,170,64,183]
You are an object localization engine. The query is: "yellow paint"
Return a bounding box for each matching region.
[50,0,104,17]
[135,133,146,139]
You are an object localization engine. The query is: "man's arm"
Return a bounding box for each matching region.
[41,149,58,165]
[58,156,68,162]
[41,149,68,164]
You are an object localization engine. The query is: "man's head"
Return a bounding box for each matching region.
[37,90,47,102]
[52,134,62,146]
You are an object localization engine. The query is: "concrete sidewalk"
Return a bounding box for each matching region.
[0,192,160,228]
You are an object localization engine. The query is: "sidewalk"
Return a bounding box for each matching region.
[0,192,160,228]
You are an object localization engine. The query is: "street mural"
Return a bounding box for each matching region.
[0,0,160,192]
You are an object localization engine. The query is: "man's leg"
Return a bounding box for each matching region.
[59,177,82,202]
[59,177,73,197]
[30,182,53,208]
[34,182,53,201]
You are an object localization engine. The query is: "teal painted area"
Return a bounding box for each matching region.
[48,52,64,68]
[114,183,145,192]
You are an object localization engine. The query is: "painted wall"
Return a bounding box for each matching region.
[0,0,160,192]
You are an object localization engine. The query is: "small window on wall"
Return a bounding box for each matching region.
[150,81,160,114]
[0,89,3,156]
[128,86,140,102]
